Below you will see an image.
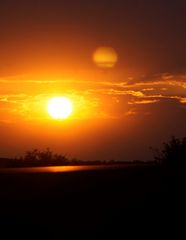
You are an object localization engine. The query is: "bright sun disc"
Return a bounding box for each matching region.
[48,97,73,119]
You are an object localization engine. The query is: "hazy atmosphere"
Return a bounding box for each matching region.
[1,1,186,236]
[0,0,186,161]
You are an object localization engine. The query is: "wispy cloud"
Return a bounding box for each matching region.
[0,79,63,84]
[128,99,160,105]
[1,72,186,121]
[125,109,137,116]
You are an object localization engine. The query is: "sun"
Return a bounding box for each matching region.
[47,97,73,119]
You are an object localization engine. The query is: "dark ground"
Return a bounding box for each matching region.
[0,165,185,237]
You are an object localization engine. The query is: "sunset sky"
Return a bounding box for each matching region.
[0,0,186,161]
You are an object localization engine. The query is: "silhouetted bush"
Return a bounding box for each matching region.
[152,136,186,168]
[25,148,68,163]
[6,148,69,167]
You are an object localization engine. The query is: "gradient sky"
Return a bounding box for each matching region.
[0,0,186,161]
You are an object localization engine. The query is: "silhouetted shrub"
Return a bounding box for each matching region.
[18,148,69,166]
[152,136,186,167]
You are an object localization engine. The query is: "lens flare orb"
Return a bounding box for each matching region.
[93,47,118,68]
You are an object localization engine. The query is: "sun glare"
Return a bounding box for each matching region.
[48,97,73,119]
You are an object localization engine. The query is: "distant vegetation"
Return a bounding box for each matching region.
[1,136,185,168]
[1,148,132,168]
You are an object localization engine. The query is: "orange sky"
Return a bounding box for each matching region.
[0,0,186,161]
[1,69,186,161]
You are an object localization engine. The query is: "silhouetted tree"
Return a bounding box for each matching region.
[22,148,68,166]
[53,153,68,165]
[24,149,40,162]
[152,136,186,167]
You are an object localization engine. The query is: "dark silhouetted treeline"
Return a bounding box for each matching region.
[1,136,186,168]
[0,148,146,168]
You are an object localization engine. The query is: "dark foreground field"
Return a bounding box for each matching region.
[0,165,185,236]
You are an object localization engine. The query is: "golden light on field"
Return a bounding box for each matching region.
[93,47,118,68]
[47,97,73,119]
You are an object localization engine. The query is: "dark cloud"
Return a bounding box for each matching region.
[0,0,185,75]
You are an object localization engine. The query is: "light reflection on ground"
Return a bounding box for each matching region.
[0,165,128,174]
